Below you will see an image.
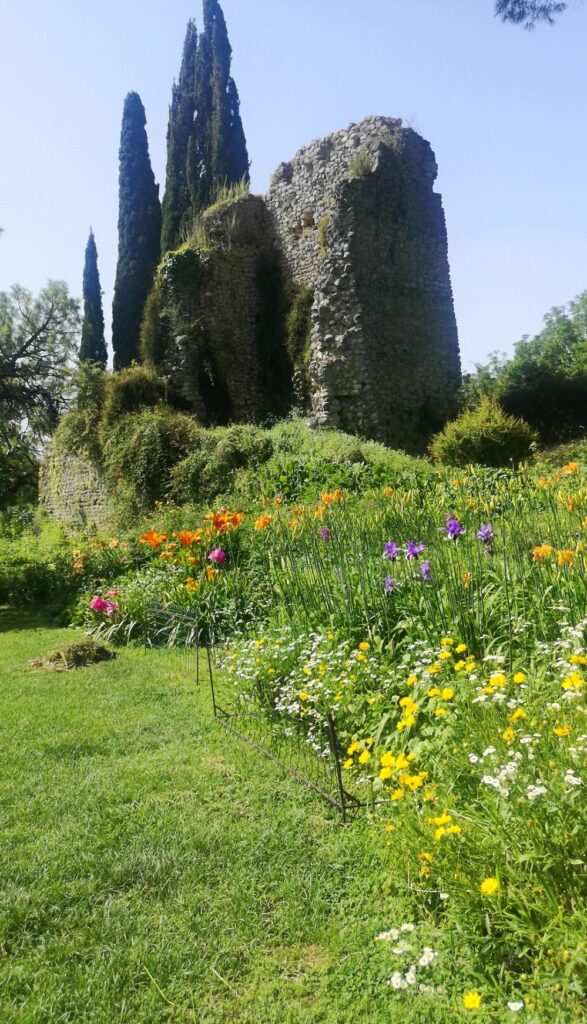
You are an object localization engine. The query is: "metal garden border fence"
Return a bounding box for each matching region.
[142,604,360,820]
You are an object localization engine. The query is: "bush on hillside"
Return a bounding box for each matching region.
[100,366,168,437]
[102,407,200,516]
[171,424,274,504]
[52,362,107,460]
[429,398,537,467]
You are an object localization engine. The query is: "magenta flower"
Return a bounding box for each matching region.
[383,541,399,561]
[208,548,227,565]
[420,560,432,581]
[320,526,332,541]
[384,576,396,594]
[405,541,425,561]
[89,596,109,613]
[441,515,466,540]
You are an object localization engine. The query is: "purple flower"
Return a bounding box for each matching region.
[320,526,332,541]
[441,515,466,541]
[383,541,399,561]
[208,548,227,565]
[105,601,118,618]
[405,541,425,561]
[420,560,432,581]
[477,524,494,544]
[384,576,396,595]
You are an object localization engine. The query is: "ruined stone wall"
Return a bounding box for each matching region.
[267,116,461,450]
[161,195,291,425]
[39,449,112,531]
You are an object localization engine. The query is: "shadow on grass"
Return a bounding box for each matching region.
[0,606,64,634]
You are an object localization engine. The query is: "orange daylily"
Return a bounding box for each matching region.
[140,529,168,550]
[254,514,273,531]
[204,508,244,534]
[174,530,203,547]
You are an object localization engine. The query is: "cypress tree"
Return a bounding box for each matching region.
[112,92,162,370]
[187,0,249,216]
[79,229,107,367]
[161,20,198,253]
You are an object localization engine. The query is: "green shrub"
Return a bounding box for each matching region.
[102,408,200,516]
[100,366,168,438]
[171,424,274,505]
[429,398,538,467]
[140,278,172,369]
[348,151,373,180]
[53,362,107,460]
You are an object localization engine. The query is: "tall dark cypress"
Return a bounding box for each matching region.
[112,92,162,370]
[187,0,249,216]
[79,229,107,367]
[161,20,198,254]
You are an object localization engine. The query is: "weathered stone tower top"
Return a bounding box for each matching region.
[267,115,461,450]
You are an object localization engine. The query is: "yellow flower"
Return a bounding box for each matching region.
[513,672,526,684]
[562,461,579,475]
[446,824,461,835]
[299,691,310,702]
[399,696,418,715]
[489,672,507,688]
[358,641,370,652]
[431,812,452,827]
[533,543,554,562]
[382,486,395,498]
[406,674,418,687]
[569,654,587,665]
[441,687,454,701]
[419,851,433,862]
[347,741,361,755]
[556,549,575,566]
[379,752,396,768]
[455,643,467,654]
[385,823,395,833]
[434,708,447,718]
[427,687,441,698]
[463,991,482,1010]
[509,708,527,722]
[553,725,572,737]
[562,672,584,691]
[379,766,393,780]
[358,749,371,765]
[439,650,452,661]
[454,660,466,672]
[441,637,454,646]
[480,876,500,896]
[427,663,441,675]
[391,788,405,801]
[502,727,516,742]
[343,758,354,770]
[420,864,431,878]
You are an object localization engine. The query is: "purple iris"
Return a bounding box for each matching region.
[477,524,494,544]
[320,526,332,541]
[420,560,432,581]
[441,515,466,540]
[383,541,399,562]
[405,541,425,561]
[384,576,396,595]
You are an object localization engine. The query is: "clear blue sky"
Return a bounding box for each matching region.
[1,0,586,373]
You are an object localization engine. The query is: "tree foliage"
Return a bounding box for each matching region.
[79,229,107,367]
[0,281,80,503]
[462,291,587,442]
[161,21,198,254]
[495,1,567,28]
[112,92,162,370]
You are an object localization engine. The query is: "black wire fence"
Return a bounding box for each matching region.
[142,604,360,820]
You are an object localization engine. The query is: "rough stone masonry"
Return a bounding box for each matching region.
[267,115,461,450]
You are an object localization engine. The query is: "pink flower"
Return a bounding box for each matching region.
[89,596,109,613]
[105,601,118,618]
[208,548,227,565]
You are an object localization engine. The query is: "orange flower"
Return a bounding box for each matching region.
[537,476,552,489]
[532,543,554,562]
[185,577,198,592]
[140,529,168,550]
[556,549,575,566]
[206,565,219,581]
[204,509,244,534]
[273,496,284,507]
[254,514,273,531]
[463,571,472,590]
[561,497,576,513]
[382,486,395,498]
[174,530,203,547]
[563,461,579,475]
[321,489,344,505]
[314,504,326,519]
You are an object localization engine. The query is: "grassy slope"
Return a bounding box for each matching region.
[0,612,433,1024]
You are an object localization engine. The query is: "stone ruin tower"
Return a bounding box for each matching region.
[267,116,460,448]
[158,116,461,451]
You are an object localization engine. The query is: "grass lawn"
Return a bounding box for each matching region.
[0,610,428,1024]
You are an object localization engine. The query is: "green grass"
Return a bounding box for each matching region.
[0,611,426,1024]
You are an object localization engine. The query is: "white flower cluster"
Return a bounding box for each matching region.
[376,923,440,995]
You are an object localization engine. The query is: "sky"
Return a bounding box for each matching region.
[1,0,586,374]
